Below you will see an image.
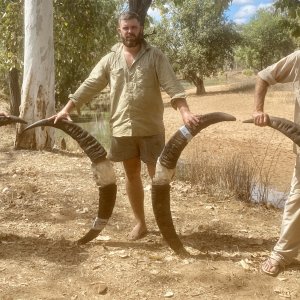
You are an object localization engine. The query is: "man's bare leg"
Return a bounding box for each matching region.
[123,157,148,240]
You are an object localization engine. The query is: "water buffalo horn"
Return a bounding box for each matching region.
[0,115,27,126]
[77,183,117,245]
[23,118,117,244]
[160,112,236,169]
[153,112,236,254]
[23,118,107,163]
[152,184,189,256]
[243,116,300,147]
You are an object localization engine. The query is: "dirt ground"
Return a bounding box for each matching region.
[1,76,300,300]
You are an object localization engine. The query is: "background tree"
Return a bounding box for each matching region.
[0,0,118,106]
[149,0,240,94]
[0,0,119,150]
[15,0,56,149]
[235,8,296,71]
[0,0,23,108]
[54,0,118,105]
[274,0,300,37]
[0,0,23,76]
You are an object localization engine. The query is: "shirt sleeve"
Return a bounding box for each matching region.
[258,50,300,85]
[154,49,186,109]
[68,54,110,109]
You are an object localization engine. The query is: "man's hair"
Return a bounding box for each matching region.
[118,11,141,24]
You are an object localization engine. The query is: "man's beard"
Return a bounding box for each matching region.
[121,32,143,47]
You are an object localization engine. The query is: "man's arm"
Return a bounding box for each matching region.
[154,50,200,126]
[253,76,270,126]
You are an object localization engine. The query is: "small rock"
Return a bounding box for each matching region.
[239,259,251,270]
[97,283,108,295]
[205,205,214,210]
[164,291,174,298]
[278,277,288,282]
[96,235,111,241]
[76,207,89,214]
[2,187,9,193]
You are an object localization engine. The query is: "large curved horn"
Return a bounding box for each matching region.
[153,112,236,255]
[23,118,106,163]
[243,116,300,147]
[160,112,236,169]
[23,118,117,244]
[0,115,27,127]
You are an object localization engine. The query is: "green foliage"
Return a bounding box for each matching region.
[275,0,300,18]
[242,69,254,77]
[274,0,300,37]
[235,8,296,71]
[0,0,118,104]
[53,0,118,104]
[154,0,232,12]
[0,0,23,92]
[149,0,240,93]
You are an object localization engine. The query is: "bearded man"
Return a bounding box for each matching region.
[53,11,199,240]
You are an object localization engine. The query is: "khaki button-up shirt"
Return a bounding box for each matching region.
[258,50,300,153]
[69,42,186,137]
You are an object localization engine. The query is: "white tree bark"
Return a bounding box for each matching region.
[15,0,55,149]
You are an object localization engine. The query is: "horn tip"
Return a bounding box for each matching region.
[77,229,101,245]
[243,119,254,124]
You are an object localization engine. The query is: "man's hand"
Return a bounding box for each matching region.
[180,109,200,127]
[48,110,72,124]
[0,112,9,117]
[175,98,200,127]
[48,100,76,124]
[253,111,269,127]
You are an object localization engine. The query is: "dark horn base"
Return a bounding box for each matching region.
[152,184,186,254]
[77,183,117,245]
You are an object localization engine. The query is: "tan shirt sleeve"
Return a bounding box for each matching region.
[154,49,186,109]
[258,50,300,85]
[68,54,111,109]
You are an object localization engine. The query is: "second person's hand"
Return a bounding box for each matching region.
[253,111,269,127]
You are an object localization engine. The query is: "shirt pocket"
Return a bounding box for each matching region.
[110,68,124,89]
[135,66,156,88]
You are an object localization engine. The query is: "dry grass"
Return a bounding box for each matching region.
[176,143,288,207]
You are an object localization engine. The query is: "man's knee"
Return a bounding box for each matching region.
[123,158,142,181]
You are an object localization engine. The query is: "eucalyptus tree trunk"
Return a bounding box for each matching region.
[15,0,55,150]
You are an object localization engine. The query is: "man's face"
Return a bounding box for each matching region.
[118,18,143,48]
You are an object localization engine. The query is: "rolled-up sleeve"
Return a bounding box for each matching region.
[69,55,110,109]
[155,49,186,109]
[258,50,300,85]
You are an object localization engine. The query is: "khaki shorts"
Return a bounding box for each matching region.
[107,133,165,164]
